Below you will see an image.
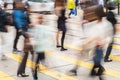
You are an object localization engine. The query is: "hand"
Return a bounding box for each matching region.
[81,20,88,24]
[18,29,23,32]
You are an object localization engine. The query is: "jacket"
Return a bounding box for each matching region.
[13,9,30,30]
[67,0,75,9]
[0,9,10,32]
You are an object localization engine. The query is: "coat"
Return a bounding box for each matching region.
[67,0,75,9]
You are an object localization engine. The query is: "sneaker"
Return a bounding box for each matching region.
[13,49,22,53]
[1,55,7,60]
[104,59,112,62]
[33,76,38,80]
[56,45,61,48]
[68,69,77,76]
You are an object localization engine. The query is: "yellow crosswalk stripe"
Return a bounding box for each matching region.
[45,51,120,79]
[6,53,77,80]
[0,71,15,80]
[65,43,120,62]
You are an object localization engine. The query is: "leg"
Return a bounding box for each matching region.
[33,53,42,80]
[104,43,112,62]
[61,31,67,51]
[13,31,21,51]
[68,9,73,18]
[56,29,61,47]
[97,65,105,76]
[90,65,97,76]
[97,65,105,80]
[17,52,29,77]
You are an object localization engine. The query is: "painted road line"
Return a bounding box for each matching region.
[0,71,15,80]
[6,53,78,80]
[45,51,120,79]
[65,44,120,61]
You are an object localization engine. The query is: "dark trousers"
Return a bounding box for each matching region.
[17,51,34,74]
[69,9,73,16]
[104,43,112,60]
[33,52,45,79]
[61,31,66,48]
[91,46,105,77]
[13,31,26,50]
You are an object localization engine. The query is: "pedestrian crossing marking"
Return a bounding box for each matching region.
[45,51,120,79]
[65,44,120,62]
[0,71,15,80]
[6,53,77,80]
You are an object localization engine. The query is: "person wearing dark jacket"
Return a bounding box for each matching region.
[104,10,117,62]
[56,7,68,51]
[0,7,11,60]
[13,2,30,52]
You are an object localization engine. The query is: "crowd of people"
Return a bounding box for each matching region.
[0,0,118,80]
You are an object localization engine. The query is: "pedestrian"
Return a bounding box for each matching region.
[104,10,117,62]
[0,7,11,60]
[12,2,30,52]
[87,6,112,80]
[17,31,34,77]
[56,7,68,51]
[68,6,113,78]
[67,0,76,18]
[28,14,54,80]
[75,0,79,15]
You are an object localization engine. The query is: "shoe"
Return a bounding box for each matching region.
[56,45,61,48]
[68,69,77,76]
[17,73,29,77]
[1,55,7,60]
[104,59,112,62]
[61,48,67,51]
[13,49,22,53]
[33,77,38,80]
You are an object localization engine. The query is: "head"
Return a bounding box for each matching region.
[14,2,25,10]
[30,14,44,25]
[95,5,105,21]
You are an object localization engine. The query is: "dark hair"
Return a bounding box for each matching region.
[95,5,105,21]
[106,11,117,26]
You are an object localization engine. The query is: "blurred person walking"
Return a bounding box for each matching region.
[68,6,113,78]
[87,6,112,80]
[104,10,117,62]
[0,7,12,60]
[28,14,54,80]
[0,7,11,60]
[12,2,30,52]
[56,7,68,51]
[17,33,33,77]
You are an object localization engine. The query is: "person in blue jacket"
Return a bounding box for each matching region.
[13,2,30,52]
